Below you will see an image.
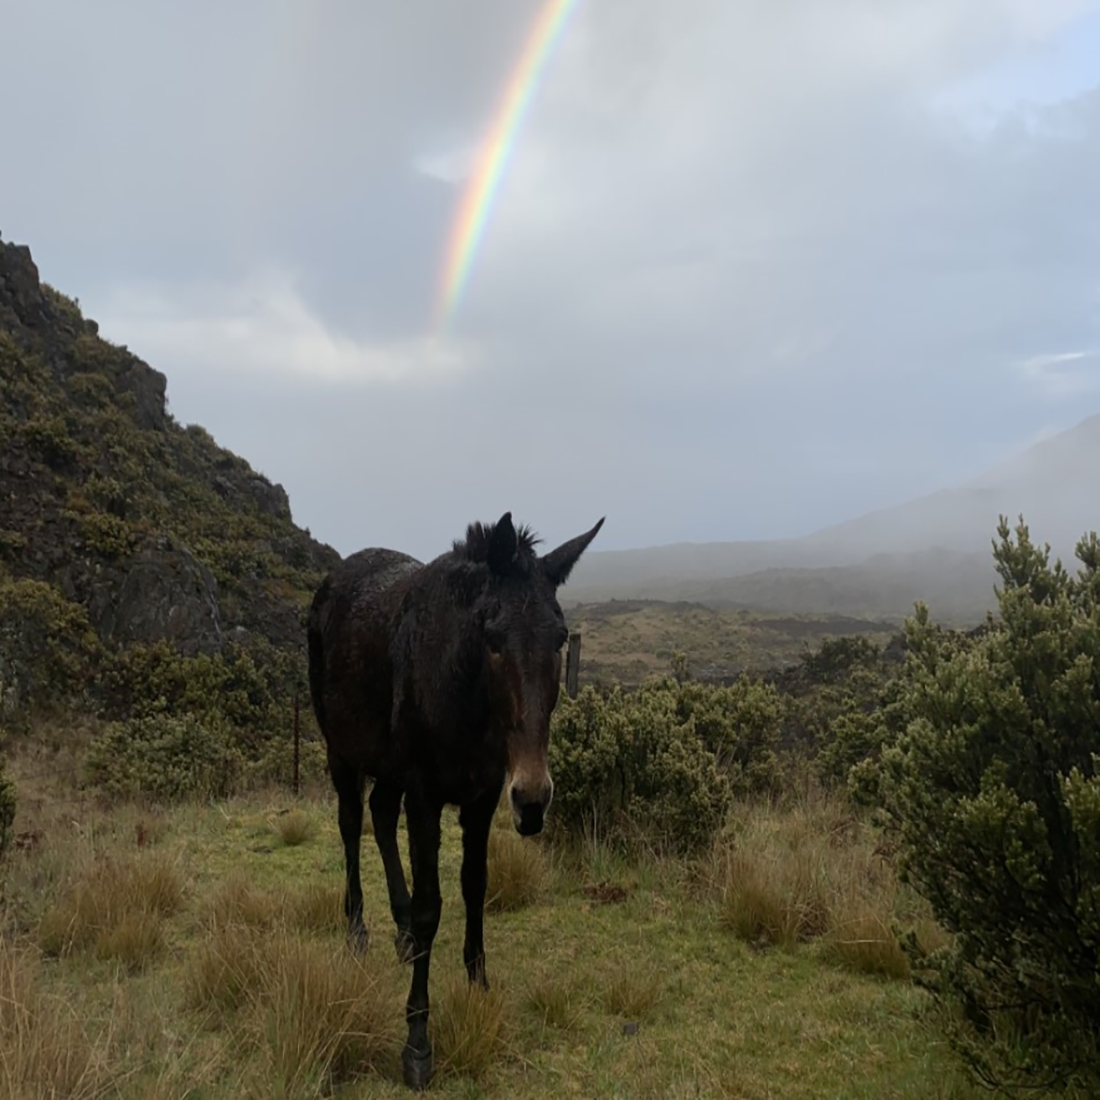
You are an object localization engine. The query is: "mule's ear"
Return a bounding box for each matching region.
[487,511,518,576]
[542,516,605,587]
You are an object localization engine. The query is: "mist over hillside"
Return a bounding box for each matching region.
[564,414,1100,623]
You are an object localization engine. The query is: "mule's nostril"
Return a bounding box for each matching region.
[510,786,522,809]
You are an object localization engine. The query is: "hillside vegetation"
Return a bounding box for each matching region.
[0,237,339,740]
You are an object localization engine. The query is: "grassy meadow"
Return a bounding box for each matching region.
[0,727,980,1100]
[565,602,898,684]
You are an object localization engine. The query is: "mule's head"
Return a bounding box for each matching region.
[466,512,604,836]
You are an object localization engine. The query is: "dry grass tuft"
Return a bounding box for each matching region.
[184,922,400,1089]
[185,922,268,1016]
[431,973,507,1081]
[487,829,546,912]
[93,910,164,972]
[0,941,115,1099]
[716,843,831,948]
[287,879,344,935]
[712,790,945,977]
[275,809,314,847]
[822,908,910,980]
[37,851,184,965]
[600,967,663,1019]
[247,932,400,1093]
[207,871,277,930]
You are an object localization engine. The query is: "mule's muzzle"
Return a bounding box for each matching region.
[510,782,552,837]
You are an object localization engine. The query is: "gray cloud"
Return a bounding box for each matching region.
[5,0,1100,560]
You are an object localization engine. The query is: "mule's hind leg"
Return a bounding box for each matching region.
[458,781,503,989]
[368,778,414,963]
[402,780,444,1091]
[329,754,369,954]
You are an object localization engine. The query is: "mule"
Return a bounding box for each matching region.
[306,511,604,1090]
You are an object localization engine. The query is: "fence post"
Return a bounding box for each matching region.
[293,684,301,797]
[565,632,581,699]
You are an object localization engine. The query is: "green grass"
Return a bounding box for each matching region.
[1,749,984,1100]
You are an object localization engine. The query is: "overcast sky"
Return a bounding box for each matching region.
[4,0,1100,560]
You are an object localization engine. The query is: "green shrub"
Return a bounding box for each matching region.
[84,713,243,802]
[21,414,80,469]
[74,511,139,559]
[548,682,732,853]
[880,516,1100,1094]
[670,676,784,795]
[0,578,100,725]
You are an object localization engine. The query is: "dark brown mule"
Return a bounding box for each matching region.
[307,511,604,1090]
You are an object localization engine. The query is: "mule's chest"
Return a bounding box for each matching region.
[417,730,507,805]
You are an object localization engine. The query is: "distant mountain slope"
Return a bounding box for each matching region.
[0,236,340,659]
[565,416,1100,621]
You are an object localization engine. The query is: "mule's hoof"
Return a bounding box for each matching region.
[395,928,416,965]
[402,1046,433,1091]
[347,923,369,956]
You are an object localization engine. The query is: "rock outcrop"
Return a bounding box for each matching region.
[0,234,341,661]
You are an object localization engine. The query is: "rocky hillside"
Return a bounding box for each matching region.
[0,235,340,667]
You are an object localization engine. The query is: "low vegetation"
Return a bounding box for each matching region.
[0,514,1096,1098]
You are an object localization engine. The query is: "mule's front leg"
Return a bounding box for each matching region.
[459,783,502,989]
[402,784,443,1091]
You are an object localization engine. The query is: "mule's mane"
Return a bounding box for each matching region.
[453,519,541,571]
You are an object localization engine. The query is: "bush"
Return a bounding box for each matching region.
[670,675,784,795]
[83,713,242,802]
[880,517,1100,1094]
[548,682,733,853]
[0,578,100,725]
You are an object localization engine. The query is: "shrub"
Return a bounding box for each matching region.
[670,675,784,795]
[83,713,242,802]
[0,578,100,725]
[548,683,732,854]
[880,517,1100,1094]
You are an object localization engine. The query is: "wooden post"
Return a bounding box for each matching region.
[565,632,581,699]
[292,684,301,797]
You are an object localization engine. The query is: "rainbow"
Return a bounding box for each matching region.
[434,0,582,331]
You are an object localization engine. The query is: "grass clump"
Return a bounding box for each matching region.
[274,808,314,847]
[599,967,663,1019]
[524,975,586,1031]
[287,880,343,935]
[37,851,184,968]
[246,932,399,1094]
[431,973,507,1082]
[712,790,939,979]
[0,941,115,1098]
[206,870,277,930]
[185,923,268,1016]
[487,829,546,912]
